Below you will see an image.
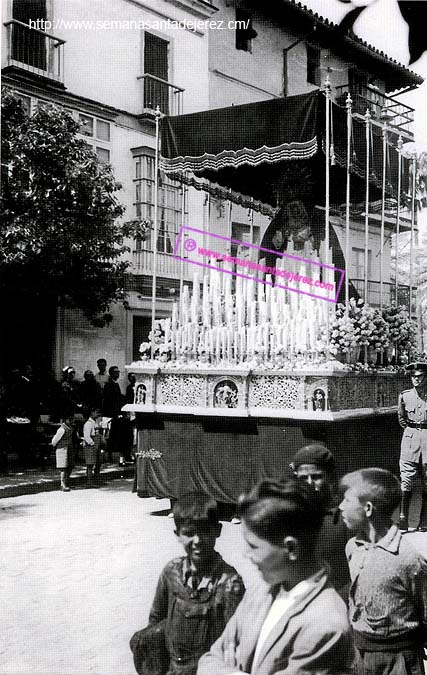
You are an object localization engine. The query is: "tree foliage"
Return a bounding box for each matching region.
[1,88,140,326]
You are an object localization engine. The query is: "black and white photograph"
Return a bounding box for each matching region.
[2,0,427,672]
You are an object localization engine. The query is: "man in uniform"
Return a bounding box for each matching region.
[397,362,427,531]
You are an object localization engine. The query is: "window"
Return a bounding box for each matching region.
[79,114,94,137]
[235,8,257,52]
[349,69,368,96]
[134,154,181,254]
[352,247,372,279]
[12,0,47,70]
[95,147,110,164]
[133,316,152,361]
[143,32,169,113]
[76,113,111,163]
[306,44,321,86]
[96,119,111,142]
[78,114,110,141]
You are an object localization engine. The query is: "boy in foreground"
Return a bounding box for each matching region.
[148,492,245,675]
[198,480,354,675]
[339,468,427,675]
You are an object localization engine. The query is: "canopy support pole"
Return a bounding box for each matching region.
[179,178,186,320]
[151,107,161,357]
[395,137,403,304]
[380,124,387,310]
[409,157,416,320]
[345,93,352,309]
[364,109,371,305]
[324,78,331,352]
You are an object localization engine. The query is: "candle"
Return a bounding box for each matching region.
[164,318,171,346]
[264,323,269,358]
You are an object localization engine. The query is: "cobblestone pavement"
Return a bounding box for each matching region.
[1,480,426,675]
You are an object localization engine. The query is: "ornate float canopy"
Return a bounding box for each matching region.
[160,90,409,209]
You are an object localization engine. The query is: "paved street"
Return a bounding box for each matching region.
[0,480,257,675]
[1,480,427,675]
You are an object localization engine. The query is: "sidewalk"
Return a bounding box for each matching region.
[0,462,136,499]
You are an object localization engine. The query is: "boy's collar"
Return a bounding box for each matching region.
[182,551,220,577]
[354,524,400,553]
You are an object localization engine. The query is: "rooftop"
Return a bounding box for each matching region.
[254,0,423,91]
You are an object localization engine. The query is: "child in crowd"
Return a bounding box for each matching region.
[148,492,245,675]
[291,444,350,600]
[83,408,104,487]
[51,414,75,492]
[339,468,427,675]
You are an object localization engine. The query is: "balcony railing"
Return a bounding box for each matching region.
[137,74,184,117]
[336,83,414,135]
[4,19,65,83]
[351,279,417,314]
[132,249,193,280]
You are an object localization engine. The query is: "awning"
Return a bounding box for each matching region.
[160,90,409,208]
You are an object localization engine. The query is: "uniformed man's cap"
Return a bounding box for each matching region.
[406,362,427,375]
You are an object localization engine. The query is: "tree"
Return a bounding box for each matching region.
[1,88,141,327]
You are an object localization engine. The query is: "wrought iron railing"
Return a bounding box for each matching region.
[132,249,193,280]
[335,83,414,135]
[137,73,184,116]
[351,279,417,313]
[3,19,65,83]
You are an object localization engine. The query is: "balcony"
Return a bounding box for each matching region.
[132,249,193,280]
[3,20,65,84]
[351,279,417,314]
[336,83,414,136]
[137,74,184,119]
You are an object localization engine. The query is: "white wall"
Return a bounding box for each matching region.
[51,0,210,115]
[209,0,353,109]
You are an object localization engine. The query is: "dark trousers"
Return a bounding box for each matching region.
[353,647,425,675]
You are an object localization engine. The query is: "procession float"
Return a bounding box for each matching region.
[124,87,419,503]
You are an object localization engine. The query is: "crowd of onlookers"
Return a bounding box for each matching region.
[0,358,137,474]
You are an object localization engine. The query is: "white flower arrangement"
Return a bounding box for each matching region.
[139,341,151,355]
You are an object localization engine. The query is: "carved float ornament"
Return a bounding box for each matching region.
[213,379,239,409]
[305,378,330,412]
[158,374,206,407]
[249,375,302,409]
[132,375,155,406]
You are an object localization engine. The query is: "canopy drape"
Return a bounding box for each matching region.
[160,90,409,208]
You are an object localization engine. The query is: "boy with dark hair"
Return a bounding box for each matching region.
[148,492,245,675]
[339,468,427,675]
[291,444,350,599]
[199,479,354,675]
